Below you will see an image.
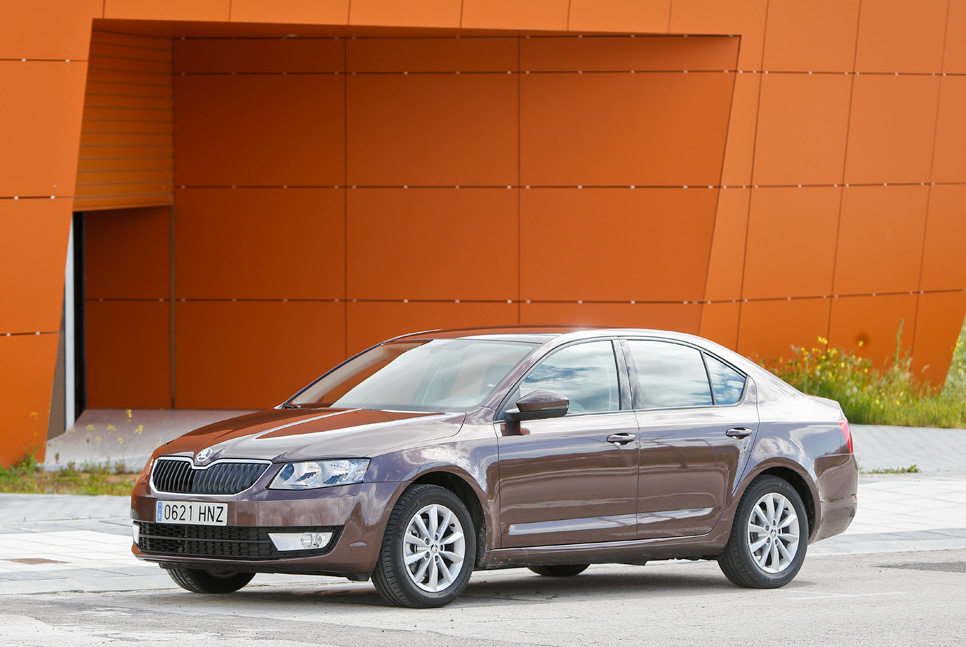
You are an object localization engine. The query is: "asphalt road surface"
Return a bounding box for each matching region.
[2,549,964,647]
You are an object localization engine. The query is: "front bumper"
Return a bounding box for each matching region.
[131,479,402,576]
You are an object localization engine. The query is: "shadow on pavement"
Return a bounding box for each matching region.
[135,566,747,609]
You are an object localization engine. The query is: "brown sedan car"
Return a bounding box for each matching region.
[131,327,858,607]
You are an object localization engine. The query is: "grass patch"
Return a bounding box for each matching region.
[768,320,966,428]
[861,464,922,475]
[0,454,137,496]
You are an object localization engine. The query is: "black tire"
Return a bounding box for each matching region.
[528,564,590,577]
[166,567,254,594]
[718,476,809,588]
[372,484,476,608]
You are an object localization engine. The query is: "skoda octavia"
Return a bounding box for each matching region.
[131,327,858,607]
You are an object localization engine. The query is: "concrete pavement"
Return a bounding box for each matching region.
[850,424,966,472]
[4,548,966,647]
[44,409,252,473]
[5,420,964,596]
[3,470,966,596]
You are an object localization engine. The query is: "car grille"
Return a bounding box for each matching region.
[135,522,336,559]
[152,458,270,495]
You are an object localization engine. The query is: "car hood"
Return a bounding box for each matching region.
[156,408,466,463]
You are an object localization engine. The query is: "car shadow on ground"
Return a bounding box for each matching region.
[151,565,774,609]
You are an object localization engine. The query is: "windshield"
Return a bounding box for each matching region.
[288,339,538,412]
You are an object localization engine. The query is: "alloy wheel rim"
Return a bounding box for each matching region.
[402,503,466,592]
[747,492,800,574]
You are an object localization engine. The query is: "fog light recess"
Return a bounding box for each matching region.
[269,532,333,551]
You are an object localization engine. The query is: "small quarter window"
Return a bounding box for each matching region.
[627,341,713,409]
[705,354,746,405]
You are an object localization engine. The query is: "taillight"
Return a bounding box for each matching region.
[839,418,854,454]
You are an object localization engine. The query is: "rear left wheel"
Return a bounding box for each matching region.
[166,567,254,594]
[718,475,808,588]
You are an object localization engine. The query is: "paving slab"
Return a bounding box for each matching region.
[851,424,966,472]
[3,472,966,595]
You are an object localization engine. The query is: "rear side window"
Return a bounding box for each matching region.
[705,354,746,405]
[627,341,713,409]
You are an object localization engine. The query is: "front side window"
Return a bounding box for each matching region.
[627,340,713,409]
[289,339,537,412]
[512,341,620,414]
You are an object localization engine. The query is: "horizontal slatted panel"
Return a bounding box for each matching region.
[85,80,173,98]
[76,30,174,211]
[89,42,174,63]
[92,30,176,50]
[81,133,172,145]
[78,145,174,159]
[86,66,174,85]
[78,155,172,171]
[82,119,173,135]
[76,181,175,198]
[83,94,173,111]
[82,106,172,122]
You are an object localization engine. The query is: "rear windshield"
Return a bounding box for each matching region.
[288,339,537,413]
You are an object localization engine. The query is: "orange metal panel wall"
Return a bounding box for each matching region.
[75,30,174,211]
[5,1,966,466]
[76,29,174,409]
[157,33,737,408]
[0,1,101,465]
[695,0,966,386]
[84,206,172,408]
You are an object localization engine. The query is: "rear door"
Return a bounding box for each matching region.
[623,339,759,539]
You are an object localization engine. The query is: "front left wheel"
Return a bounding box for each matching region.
[528,564,589,577]
[372,484,476,608]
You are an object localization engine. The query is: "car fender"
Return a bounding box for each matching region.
[366,430,500,555]
[724,449,822,543]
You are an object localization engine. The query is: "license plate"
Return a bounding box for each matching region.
[156,501,228,526]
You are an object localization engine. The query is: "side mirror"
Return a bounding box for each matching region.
[506,390,569,421]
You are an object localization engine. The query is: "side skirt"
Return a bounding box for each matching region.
[479,526,732,570]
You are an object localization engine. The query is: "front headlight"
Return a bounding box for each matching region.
[269,459,369,490]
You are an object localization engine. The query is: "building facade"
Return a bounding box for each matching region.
[2,0,965,466]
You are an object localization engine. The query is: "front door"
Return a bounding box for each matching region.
[496,340,639,548]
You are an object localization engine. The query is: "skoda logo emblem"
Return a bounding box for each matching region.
[195,447,214,465]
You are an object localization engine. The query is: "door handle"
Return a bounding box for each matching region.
[606,433,636,445]
[725,427,753,439]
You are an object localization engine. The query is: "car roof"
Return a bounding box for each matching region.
[391,325,701,345]
[391,325,581,344]
[388,326,797,399]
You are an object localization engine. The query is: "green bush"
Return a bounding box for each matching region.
[0,455,137,495]
[0,453,42,493]
[768,321,966,428]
